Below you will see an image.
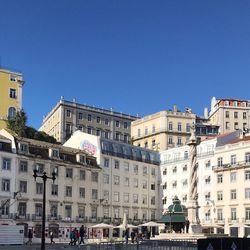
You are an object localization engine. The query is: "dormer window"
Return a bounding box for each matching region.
[20,143,28,153]
[79,155,86,164]
[52,149,59,158]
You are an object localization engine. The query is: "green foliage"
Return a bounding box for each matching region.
[6,110,57,143]
[7,110,27,137]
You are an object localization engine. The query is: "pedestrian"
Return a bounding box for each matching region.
[79,225,85,246]
[50,231,55,244]
[73,228,78,245]
[185,218,190,233]
[69,229,74,245]
[26,229,33,245]
[130,230,135,243]
[124,229,129,244]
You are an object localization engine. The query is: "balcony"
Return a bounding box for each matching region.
[62,217,74,223]
[112,218,122,225]
[15,214,30,221]
[32,214,42,221]
[228,218,239,223]
[76,216,88,223]
[89,217,98,223]
[103,217,111,223]
[47,215,61,221]
[0,214,11,219]
[214,219,225,224]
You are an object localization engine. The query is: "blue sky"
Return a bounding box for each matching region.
[1,0,250,129]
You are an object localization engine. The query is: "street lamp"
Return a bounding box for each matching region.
[33,166,56,250]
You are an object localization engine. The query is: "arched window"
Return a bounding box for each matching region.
[8,107,16,119]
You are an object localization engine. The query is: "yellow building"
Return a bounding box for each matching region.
[0,68,24,129]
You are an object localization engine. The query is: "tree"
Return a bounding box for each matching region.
[7,109,27,137]
[6,110,57,143]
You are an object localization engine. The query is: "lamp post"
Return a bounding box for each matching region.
[33,166,56,250]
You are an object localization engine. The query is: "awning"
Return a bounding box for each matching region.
[157,214,186,223]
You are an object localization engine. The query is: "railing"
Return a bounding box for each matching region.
[228,218,239,223]
[213,160,250,171]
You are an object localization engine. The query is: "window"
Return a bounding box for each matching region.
[133,178,138,188]
[114,160,119,169]
[134,165,138,174]
[142,195,147,204]
[79,187,85,198]
[246,208,250,220]
[151,196,155,205]
[151,168,155,176]
[104,131,109,139]
[66,168,73,178]
[246,153,250,163]
[226,122,230,129]
[168,136,173,145]
[115,132,120,140]
[52,149,59,158]
[124,122,128,129]
[245,171,250,180]
[9,88,16,98]
[113,191,119,202]
[124,162,129,171]
[124,193,129,203]
[65,123,72,133]
[142,180,147,189]
[78,112,83,120]
[114,208,119,218]
[234,112,238,119]
[217,191,223,201]
[51,184,58,196]
[114,175,120,185]
[19,181,27,193]
[145,127,148,135]
[231,189,237,200]
[143,166,147,175]
[2,179,10,191]
[137,129,141,137]
[79,170,85,180]
[231,208,237,220]
[124,134,128,143]
[79,155,86,164]
[168,122,173,131]
[183,165,187,171]
[37,164,44,174]
[230,172,236,182]
[103,190,109,201]
[96,129,101,136]
[144,141,148,148]
[231,155,236,165]
[151,183,155,190]
[78,125,83,131]
[104,158,109,168]
[115,121,120,127]
[18,202,26,216]
[65,186,72,197]
[178,122,182,131]
[245,188,250,199]
[243,112,247,119]
[19,161,28,172]
[96,116,101,123]
[205,161,210,168]
[35,204,42,216]
[91,172,98,182]
[78,206,85,218]
[2,158,11,170]
[66,110,71,117]
[36,183,43,194]
[8,107,16,119]
[124,177,129,187]
[217,174,223,183]
[20,144,28,153]
[233,101,238,107]
[1,201,9,215]
[103,174,109,184]
[87,114,92,122]
[217,157,223,167]
[234,122,238,130]
[105,119,109,125]
[133,194,138,203]
[172,166,177,173]
[65,205,72,218]
[217,209,223,221]
[177,137,182,146]
[186,123,190,132]
[87,127,92,134]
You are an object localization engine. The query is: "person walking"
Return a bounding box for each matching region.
[130,230,135,243]
[69,229,74,245]
[78,225,85,246]
[50,231,55,244]
[26,229,33,245]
